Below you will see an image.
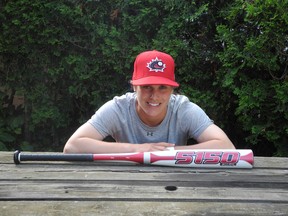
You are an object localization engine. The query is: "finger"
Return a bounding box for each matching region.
[158,142,175,147]
[149,145,165,152]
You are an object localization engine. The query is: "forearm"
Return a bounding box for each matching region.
[63,138,137,154]
[175,124,236,150]
[174,139,235,150]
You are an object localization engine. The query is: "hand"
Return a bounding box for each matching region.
[136,142,175,152]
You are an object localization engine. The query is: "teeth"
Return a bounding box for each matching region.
[149,103,160,107]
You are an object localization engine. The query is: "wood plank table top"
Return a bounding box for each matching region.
[0,151,288,216]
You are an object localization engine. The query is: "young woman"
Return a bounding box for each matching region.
[63,50,235,154]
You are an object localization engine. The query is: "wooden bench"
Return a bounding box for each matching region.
[0,151,287,215]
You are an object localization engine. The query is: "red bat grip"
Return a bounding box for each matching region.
[93,152,144,163]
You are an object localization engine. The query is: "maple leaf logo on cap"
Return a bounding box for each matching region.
[146,57,166,72]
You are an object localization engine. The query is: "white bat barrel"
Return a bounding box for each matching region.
[147,149,254,169]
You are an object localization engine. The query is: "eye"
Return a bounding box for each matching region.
[159,85,168,90]
[141,85,152,90]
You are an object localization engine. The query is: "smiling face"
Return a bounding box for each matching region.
[134,85,174,127]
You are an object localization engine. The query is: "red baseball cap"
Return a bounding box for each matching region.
[131,50,179,87]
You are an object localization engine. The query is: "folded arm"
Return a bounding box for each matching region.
[63,122,174,154]
[175,124,235,150]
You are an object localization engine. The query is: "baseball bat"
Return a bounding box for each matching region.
[13,149,254,168]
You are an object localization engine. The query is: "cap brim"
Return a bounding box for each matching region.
[131,76,179,87]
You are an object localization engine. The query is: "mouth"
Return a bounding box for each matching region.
[147,102,160,107]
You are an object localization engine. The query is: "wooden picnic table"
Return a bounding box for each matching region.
[0,151,287,215]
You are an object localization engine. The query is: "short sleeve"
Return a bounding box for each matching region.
[178,101,213,140]
[88,100,121,137]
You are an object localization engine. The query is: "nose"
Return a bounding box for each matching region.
[149,88,159,99]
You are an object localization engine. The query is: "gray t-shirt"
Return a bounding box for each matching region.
[88,92,213,146]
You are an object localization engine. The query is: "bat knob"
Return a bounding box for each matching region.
[13,150,21,164]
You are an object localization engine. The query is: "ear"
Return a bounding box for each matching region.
[129,81,136,91]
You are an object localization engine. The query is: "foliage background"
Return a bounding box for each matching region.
[0,0,287,156]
